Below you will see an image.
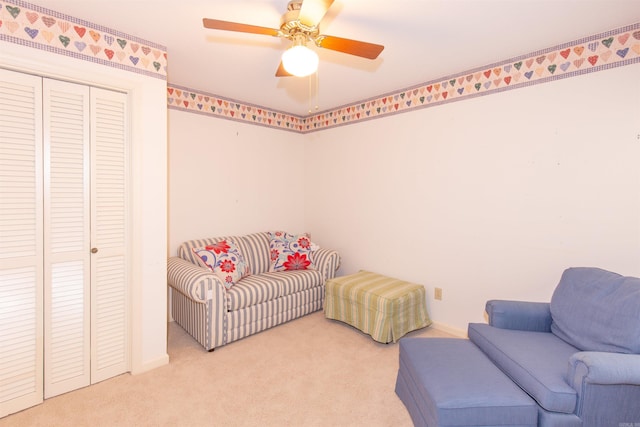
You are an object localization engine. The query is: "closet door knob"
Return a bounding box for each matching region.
[91,248,98,254]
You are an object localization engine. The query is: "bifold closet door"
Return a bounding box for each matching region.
[89,87,129,384]
[0,69,45,418]
[0,70,129,413]
[43,82,130,397]
[43,79,91,398]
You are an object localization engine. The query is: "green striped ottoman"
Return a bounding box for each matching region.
[324,270,432,343]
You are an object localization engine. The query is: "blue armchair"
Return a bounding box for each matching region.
[468,267,640,427]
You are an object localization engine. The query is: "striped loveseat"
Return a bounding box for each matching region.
[168,232,341,351]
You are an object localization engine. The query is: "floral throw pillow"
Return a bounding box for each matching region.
[269,231,318,272]
[192,240,250,289]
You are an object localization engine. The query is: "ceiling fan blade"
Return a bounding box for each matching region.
[275,61,293,77]
[298,0,334,27]
[315,35,384,59]
[203,18,280,37]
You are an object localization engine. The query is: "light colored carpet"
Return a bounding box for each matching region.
[1,311,456,427]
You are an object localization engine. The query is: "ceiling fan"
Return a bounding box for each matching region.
[203,0,384,77]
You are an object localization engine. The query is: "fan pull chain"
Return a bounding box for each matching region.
[308,73,312,114]
[315,68,319,112]
[308,70,320,114]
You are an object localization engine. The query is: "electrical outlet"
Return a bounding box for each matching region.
[434,287,443,300]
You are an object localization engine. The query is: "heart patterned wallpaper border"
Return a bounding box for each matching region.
[169,22,640,133]
[1,1,637,134]
[168,86,307,132]
[1,0,167,79]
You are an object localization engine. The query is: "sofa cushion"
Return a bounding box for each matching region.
[226,273,283,311]
[468,323,579,414]
[550,267,640,354]
[268,231,317,272]
[235,232,272,275]
[262,270,324,295]
[192,240,250,289]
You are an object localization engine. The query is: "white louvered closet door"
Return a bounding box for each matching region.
[0,72,129,414]
[42,81,130,398]
[43,79,91,398]
[0,69,44,418]
[90,88,129,384]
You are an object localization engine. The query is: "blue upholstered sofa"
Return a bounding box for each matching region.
[396,267,640,426]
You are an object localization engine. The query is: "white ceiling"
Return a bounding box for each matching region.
[31,0,640,116]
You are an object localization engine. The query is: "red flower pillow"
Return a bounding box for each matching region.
[192,240,249,289]
[268,231,318,272]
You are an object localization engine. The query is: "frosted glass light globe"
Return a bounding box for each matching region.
[282,45,319,77]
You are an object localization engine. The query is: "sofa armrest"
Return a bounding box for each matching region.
[567,352,640,386]
[167,256,225,303]
[313,248,341,280]
[486,300,552,332]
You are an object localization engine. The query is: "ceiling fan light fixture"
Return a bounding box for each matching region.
[282,33,318,77]
[203,0,384,79]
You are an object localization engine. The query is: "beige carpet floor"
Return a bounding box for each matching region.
[1,311,456,427]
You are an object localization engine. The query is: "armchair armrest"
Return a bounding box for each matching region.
[486,300,552,332]
[567,351,640,422]
[167,256,225,303]
[567,352,640,386]
[313,248,341,280]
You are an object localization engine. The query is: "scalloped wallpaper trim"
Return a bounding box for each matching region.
[1,1,637,133]
[168,86,306,131]
[169,22,640,133]
[1,0,167,79]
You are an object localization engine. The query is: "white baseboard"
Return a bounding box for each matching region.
[431,321,467,338]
